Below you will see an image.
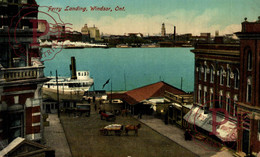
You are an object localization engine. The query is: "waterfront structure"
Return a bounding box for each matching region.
[111,81,186,115]
[185,17,260,156]
[235,18,260,156]
[0,0,49,147]
[161,23,166,36]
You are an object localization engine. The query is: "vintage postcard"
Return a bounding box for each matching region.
[0,0,260,157]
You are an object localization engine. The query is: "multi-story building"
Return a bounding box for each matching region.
[0,0,49,147]
[186,17,260,156]
[236,18,260,156]
[192,40,240,115]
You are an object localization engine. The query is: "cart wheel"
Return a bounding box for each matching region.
[104,130,108,136]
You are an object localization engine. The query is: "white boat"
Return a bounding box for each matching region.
[43,71,94,93]
[43,57,94,96]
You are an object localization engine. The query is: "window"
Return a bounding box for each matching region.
[233,95,238,117]
[246,77,252,103]
[210,88,213,109]
[198,65,202,80]
[247,50,252,71]
[204,66,207,81]
[220,67,224,85]
[204,86,207,104]
[234,69,239,89]
[226,94,231,114]
[9,112,23,142]
[218,91,223,108]
[227,69,231,87]
[210,65,214,83]
[198,85,202,104]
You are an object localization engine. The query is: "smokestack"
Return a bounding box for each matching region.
[174,26,176,41]
[70,56,77,79]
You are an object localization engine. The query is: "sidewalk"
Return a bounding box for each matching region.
[137,115,233,157]
[44,114,72,157]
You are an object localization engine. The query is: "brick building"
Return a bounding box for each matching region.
[185,18,260,156]
[236,18,260,156]
[0,0,49,148]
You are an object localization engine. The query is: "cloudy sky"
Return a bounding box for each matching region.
[36,0,260,36]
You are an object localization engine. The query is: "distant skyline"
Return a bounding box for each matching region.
[36,0,260,36]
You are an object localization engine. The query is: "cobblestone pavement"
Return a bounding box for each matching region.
[44,114,72,157]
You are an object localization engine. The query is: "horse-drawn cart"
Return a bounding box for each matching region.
[100,124,123,136]
[100,123,141,136]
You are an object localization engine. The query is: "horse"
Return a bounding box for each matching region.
[125,123,141,136]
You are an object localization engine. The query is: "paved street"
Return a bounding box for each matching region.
[44,114,72,157]
[44,104,234,157]
[60,106,198,157]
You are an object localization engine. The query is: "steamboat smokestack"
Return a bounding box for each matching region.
[174,26,176,41]
[70,56,77,79]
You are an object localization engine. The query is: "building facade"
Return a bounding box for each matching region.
[188,18,260,156]
[236,18,260,156]
[0,0,48,147]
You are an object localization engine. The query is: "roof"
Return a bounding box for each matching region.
[123,81,186,105]
[107,93,126,100]
[0,137,53,157]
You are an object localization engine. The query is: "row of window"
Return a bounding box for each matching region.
[197,85,238,117]
[198,65,239,89]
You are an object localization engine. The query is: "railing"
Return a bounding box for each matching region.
[0,66,44,82]
[164,91,193,104]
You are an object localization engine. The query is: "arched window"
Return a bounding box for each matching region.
[198,85,202,104]
[227,68,231,87]
[198,65,202,80]
[246,77,252,103]
[226,93,231,114]
[247,50,252,71]
[220,67,224,85]
[234,69,239,89]
[210,88,214,108]
[233,95,238,117]
[218,90,223,108]
[204,65,207,81]
[210,65,214,83]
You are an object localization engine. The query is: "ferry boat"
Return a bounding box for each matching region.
[43,57,94,95]
[43,71,94,93]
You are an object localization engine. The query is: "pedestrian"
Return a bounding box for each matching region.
[94,104,97,111]
[87,98,91,104]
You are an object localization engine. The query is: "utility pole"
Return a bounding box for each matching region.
[180,77,183,90]
[56,70,60,118]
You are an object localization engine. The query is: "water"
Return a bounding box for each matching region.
[43,48,194,92]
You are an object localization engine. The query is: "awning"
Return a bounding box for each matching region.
[183,106,210,128]
[184,106,237,142]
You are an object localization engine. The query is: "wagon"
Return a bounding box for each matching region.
[100,124,123,136]
[100,111,116,121]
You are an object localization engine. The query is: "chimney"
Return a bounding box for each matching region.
[70,56,77,79]
[173,26,176,41]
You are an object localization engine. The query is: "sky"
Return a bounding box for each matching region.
[36,0,260,36]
